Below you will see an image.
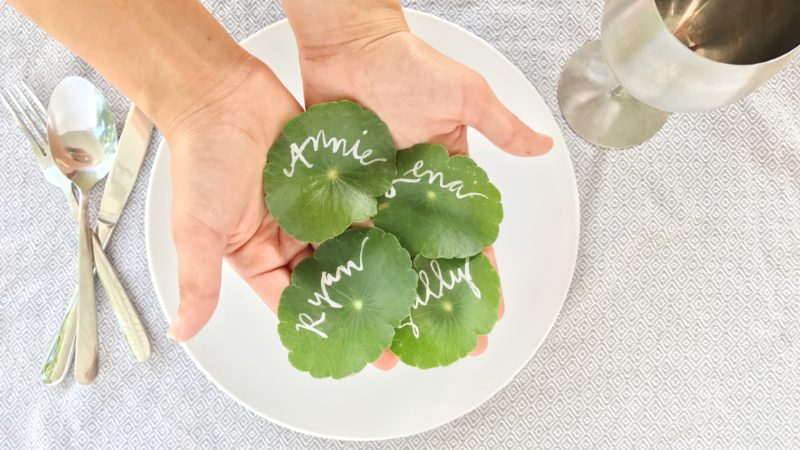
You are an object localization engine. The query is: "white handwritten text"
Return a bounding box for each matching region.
[284,130,387,177]
[295,237,370,339]
[397,258,481,338]
[385,160,488,200]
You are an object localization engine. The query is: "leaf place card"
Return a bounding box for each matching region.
[277,227,418,379]
[265,101,397,242]
[266,100,510,377]
[391,254,501,369]
[374,144,503,259]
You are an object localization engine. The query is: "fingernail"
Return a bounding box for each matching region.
[166,317,182,341]
[373,348,400,371]
[528,133,553,155]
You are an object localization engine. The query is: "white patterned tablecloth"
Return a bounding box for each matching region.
[1,0,799,448]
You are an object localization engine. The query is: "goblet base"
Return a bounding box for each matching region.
[557,40,670,149]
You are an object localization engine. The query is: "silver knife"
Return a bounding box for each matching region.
[97,106,152,244]
[41,105,154,383]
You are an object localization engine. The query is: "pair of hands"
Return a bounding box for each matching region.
[165,25,552,368]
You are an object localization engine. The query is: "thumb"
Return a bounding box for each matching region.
[461,72,553,156]
[167,216,226,341]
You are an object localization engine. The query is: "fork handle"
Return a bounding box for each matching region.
[74,193,98,385]
[41,299,77,384]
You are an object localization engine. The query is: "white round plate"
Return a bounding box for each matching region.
[146,10,579,441]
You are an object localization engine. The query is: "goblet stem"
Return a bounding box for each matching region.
[557,40,671,148]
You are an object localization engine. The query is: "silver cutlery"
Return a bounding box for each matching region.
[1,81,153,384]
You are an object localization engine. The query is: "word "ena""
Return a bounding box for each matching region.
[385,159,488,200]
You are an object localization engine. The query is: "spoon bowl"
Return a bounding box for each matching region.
[47,76,117,384]
[47,77,117,192]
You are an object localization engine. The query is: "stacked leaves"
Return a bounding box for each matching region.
[265,101,503,378]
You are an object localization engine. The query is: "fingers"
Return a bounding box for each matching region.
[247,247,313,314]
[428,125,469,156]
[288,247,314,270]
[244,268,291,314]
[227,217,312,314]
[350,219,375,229]
[461,72,553,157]
[373,348,400,371]
[482,246,505,319]
[470,335,489,356]
[168,217,227,341]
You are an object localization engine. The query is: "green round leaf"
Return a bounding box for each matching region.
[373,144,502,258]
[278,227,417,379]
[265,101,397,242]
[391,253,501,369]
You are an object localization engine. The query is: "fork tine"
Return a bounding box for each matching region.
[12,85,49,147]
[20,83,48,126]
[1,87,48,156]
[1,89,40,145]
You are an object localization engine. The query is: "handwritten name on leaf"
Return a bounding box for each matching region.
[386,159,488,200]
[295,237,369,338]
[398,258,481,338]
[284,130,387,178]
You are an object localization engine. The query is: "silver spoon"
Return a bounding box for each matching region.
[47,76,117,384]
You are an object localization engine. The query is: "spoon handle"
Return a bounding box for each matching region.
[74,193,98,384]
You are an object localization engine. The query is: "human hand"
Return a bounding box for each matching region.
[164,57,312,340]
[284,1,551,368]
[298,30,552,157]
[8,0,318,341]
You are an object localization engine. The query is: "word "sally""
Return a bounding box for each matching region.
[397,258,481,338]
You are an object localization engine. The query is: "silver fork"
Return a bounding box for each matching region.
[2,83,150,384]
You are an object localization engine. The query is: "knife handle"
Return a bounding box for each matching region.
[92,233,151,362]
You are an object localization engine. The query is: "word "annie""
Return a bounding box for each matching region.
[295,237,370,338]
[283,129,387,177]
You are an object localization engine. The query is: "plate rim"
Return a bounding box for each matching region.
[145,8,580,441]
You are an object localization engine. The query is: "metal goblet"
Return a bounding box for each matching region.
[558,0,800,149]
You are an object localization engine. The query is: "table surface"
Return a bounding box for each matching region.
[1,0,799,448]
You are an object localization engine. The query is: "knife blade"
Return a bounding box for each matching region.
[96,105,153,246]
